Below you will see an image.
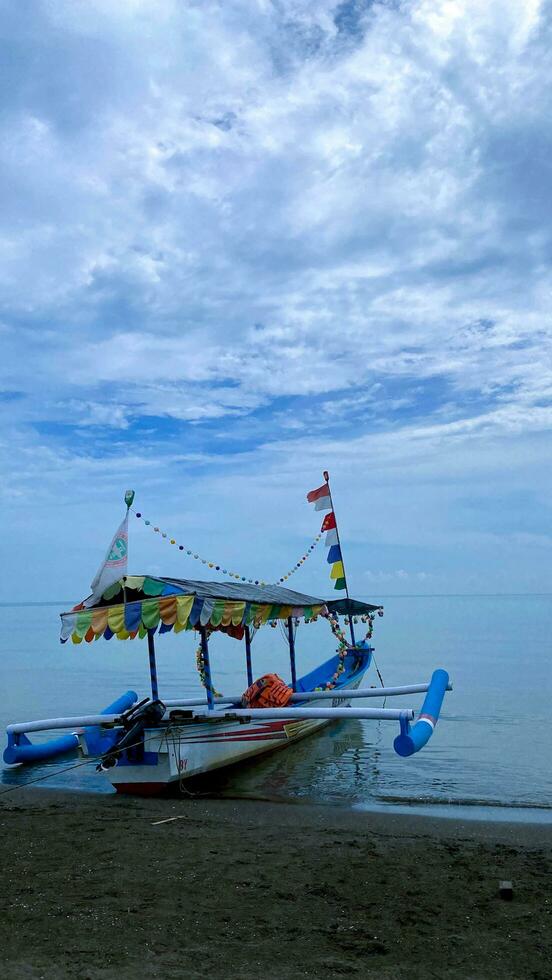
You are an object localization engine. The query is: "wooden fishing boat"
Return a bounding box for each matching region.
[4,475,452,796]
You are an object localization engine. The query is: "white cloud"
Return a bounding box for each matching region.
[0,0,551,597]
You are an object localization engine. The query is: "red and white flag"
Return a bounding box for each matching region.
[306,482,332,511]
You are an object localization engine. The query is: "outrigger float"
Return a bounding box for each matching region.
[4,475,452,796]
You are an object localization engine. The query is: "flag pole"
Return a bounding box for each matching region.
[323,470,356,648]
[122,490,135,608]
[123,489,159,698]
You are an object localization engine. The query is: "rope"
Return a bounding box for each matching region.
[277,618,298,647]
[0,754,110,798]
[0,728,169,801]
[0,719,224,803]
[163,724,209,798]
[372,654,386,707]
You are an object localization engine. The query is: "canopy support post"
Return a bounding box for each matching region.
[200,627,214,709]
[147,630,159,701]
[287,617,297,692]
[244,626,253,687]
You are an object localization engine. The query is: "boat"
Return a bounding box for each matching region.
[4,474,451,796]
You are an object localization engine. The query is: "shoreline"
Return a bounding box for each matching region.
[1,788,551,978]
[8,783,552,844]
[4,776,552,827]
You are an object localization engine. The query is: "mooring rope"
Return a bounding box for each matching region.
[0,729,165,800]
[0,721,221,802]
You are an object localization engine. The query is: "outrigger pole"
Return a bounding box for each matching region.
[322,471,356,648]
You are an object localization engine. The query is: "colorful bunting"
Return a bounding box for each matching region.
[130,507,322,588]
[307,477,348,595]
[60,590,327,644]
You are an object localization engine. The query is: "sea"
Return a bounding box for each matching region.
[1,596,551,822]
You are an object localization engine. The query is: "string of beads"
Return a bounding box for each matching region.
[131,508,322,587]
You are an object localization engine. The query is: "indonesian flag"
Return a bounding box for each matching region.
[85,512,129,606]
[307,483,331,511]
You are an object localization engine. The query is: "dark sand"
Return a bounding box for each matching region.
[0,789,551,979]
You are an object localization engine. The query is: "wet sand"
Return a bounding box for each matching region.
[0,788,551,979]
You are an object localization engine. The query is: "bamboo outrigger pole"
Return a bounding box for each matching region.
[322,470,357,648]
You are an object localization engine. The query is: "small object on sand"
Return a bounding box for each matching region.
[151,816,184,826]
[499,880,514,901]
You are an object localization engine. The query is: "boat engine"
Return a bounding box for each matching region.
[98,699,166,770]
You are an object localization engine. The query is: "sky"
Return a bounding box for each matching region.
[1,0,551,603]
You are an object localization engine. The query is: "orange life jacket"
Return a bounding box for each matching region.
[241,673,293,708]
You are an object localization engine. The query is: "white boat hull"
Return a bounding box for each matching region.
[101,685,362,796]
[106,715,328,795]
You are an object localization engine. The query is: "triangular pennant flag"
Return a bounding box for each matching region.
[334,577,347,590]
[330,561,344,580]
[86,512,129,606]
[321,511,336,532]
[326,544,342,564]
[325,529,338,547]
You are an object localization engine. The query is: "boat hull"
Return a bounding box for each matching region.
[99,655,370,796]
[110,715,330,795]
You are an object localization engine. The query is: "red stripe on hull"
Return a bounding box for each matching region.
[172,720,291,745]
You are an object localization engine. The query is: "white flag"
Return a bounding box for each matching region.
[87,512,129,605]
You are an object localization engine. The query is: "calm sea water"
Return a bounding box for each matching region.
[1,597,551,820]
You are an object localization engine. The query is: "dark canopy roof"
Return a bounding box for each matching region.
[326,598,382,615]
[158,577,326,607]
[75,576,328,610]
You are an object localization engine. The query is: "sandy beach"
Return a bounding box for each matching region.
[0,789,550,979]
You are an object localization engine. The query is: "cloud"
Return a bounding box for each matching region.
[0,0,551,597]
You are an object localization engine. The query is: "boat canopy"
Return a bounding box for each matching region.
[327,598,381,616]
[60,575,330,644]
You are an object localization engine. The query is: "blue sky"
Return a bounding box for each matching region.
[1,0,551,602]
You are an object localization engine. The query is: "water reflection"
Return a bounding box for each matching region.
[183,720,371,802]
